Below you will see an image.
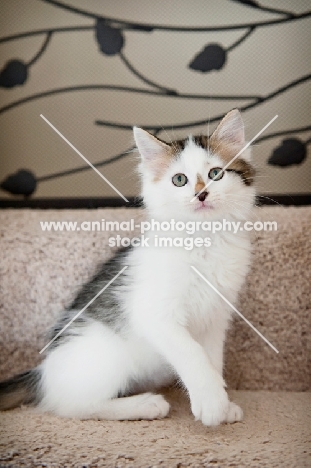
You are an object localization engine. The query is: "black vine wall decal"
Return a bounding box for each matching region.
[189,44,227,73]
[0,170,37,196]
[268,138,308,167]
[188,27,255,73]
[0,32,52,88]
[95,21,125,56]
[0,0,310,196]
[0,60,28,88]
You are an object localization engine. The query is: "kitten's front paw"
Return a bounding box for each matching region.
[225,401,243,423]
[191,386,230,427]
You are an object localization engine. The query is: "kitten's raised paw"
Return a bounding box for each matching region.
[191,386,230,426]
[138,393,170,420]
[225,401,243,423]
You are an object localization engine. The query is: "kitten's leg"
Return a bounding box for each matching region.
[203,319,243,423]
[92,392,170,421]
[135,317,230,426]
[39,320,170,419]
[202,320,227,377]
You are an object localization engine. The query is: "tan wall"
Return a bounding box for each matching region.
[0,0,310,199]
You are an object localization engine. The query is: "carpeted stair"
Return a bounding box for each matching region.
[0,207,310,467]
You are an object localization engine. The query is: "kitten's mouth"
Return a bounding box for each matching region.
[194,201,214,211]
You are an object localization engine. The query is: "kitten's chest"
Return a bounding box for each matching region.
[183,233,251,327]
[189,232,250,281]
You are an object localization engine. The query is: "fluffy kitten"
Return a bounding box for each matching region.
[0,109,255,426]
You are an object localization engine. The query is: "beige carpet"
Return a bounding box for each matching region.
[0,206,310,467]
[0,389,310,467]
[0,207,310,389]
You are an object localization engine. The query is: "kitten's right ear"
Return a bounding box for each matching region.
[133,127,170,161]
[133,127,171,176]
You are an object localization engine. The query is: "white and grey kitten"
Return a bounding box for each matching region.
[0,109,255,426]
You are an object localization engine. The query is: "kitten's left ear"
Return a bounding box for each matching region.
[211,109,245,150]
[133,127,171,176]
[210,109,251,161]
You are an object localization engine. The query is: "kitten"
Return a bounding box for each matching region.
[0,109,255,426]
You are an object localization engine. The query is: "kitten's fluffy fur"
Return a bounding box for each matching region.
[0,109,255,426]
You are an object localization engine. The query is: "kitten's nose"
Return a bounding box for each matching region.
[195,191,208,202]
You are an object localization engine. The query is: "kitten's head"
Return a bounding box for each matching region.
[134,109,256,221]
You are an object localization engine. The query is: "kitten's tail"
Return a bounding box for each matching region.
[0,368,41,410]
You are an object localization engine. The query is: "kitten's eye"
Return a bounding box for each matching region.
[208,167,224,181]
[172,173,188,187]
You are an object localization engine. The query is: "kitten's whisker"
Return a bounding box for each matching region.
[256,195,283,207]
[224,202,261,222]
[207,99,212,138]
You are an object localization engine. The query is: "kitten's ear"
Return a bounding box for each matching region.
[133,127,170,160]
[211,109,245,150]
[133,127,171,176]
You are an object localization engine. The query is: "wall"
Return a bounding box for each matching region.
[0,0,310,200]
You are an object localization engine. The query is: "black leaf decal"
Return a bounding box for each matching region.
[1,170,37,196]
[268,138,307,167]
[0,60,28,88]
[95,20,125,56]
[189,44,227,73]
